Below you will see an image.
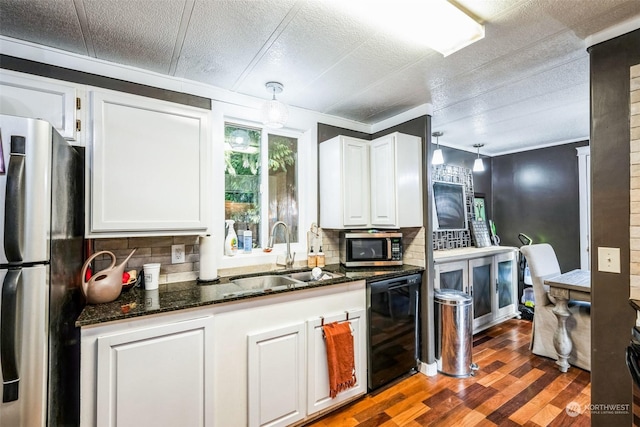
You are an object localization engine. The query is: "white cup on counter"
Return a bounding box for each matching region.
[143,263,161,290]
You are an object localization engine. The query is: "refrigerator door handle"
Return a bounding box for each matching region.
[1,268,21,402]
[4,136,26,263]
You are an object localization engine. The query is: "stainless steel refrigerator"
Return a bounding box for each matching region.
[0,114,84,426]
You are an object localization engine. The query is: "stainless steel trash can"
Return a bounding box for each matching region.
[434,289,476,377]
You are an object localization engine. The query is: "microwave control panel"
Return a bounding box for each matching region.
[391,237,402,261]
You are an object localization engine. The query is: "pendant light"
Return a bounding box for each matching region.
[473,143,485,172]
[432,131,444,165]
[261,82,289,129]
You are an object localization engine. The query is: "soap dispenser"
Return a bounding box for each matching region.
[243,225,252,254]
[224,220,238,256]
[307,246,317,268]
[316,246,325,268]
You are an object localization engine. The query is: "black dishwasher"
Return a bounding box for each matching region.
[367,273,421,391]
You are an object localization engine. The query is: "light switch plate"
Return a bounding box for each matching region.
[171,244,185,264]
[598,247,621,273]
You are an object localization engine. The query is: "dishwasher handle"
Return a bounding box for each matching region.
[369,274,422,293]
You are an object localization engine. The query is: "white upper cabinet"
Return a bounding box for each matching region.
[319,136,370,228]
[88,89,210,237]
[380,132,423,228]
[0,69,80,141]
[320,132,422,229]
[370,135,397,226]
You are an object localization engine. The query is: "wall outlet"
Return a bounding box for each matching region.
[171,244,185,264]
[598,247,621,273]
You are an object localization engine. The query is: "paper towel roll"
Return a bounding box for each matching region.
[199,234,218,281]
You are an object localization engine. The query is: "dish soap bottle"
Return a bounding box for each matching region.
[316,246,325,268]
[307,246,316,268]
[243,225,252,254]
[224,220,238,256]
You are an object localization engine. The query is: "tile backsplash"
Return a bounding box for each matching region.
[92,236,200,286]
[91,226,426,289]
[320,227,425,268]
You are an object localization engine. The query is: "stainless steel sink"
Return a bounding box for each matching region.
[232,275,303,291]
[285,271,344,282]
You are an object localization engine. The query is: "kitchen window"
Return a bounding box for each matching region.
[224,123,299,250]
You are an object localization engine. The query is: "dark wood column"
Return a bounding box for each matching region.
[589,28,640,426]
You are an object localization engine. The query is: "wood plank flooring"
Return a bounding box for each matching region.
[307,319,591,426]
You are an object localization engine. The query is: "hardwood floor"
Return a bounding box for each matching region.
[307,319,591,426]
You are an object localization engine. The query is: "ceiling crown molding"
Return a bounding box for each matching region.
[586,15,640,48]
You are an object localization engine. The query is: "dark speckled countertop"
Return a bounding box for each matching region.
[76,264,424,327]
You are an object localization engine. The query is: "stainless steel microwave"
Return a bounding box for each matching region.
[339,231,403,267]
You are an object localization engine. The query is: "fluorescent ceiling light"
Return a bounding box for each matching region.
[327,0,484,56]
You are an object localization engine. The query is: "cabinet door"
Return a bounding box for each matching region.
[469,257,493,331]
[342,138,370,227]
[96,316,214,427]
[434,260,469,293]
[89,90,209,236]
[394,133,423,227]
[0,69,78,140]
[495,251,518,319]
[306,309,366,416]
[370,135,397,227]
[248,323,306,427]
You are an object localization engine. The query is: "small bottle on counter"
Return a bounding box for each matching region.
[316,246,325,268]
[307,246,317,268]
[243,225,252,253]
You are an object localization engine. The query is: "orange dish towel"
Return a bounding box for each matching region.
[323,321,357,398]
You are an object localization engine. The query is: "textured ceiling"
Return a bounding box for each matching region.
[1,0,639,155]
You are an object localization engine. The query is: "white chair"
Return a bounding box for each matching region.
[520,244,591,371]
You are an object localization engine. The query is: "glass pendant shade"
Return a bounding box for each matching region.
[262,82,288,129]
[261,99,288,129]
[432,131,445,165]
[473,143,485,172]
[432,148,444,165]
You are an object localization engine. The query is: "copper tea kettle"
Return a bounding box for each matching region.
[81,248,136,304]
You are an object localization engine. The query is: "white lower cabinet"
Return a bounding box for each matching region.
[81,281,367,427]
[248,323,306,427]
[247,309,366,427]
[434,247,519,333]
[214,281,367,426]
[433,260,469,293]
[82,315,214,427]
[306,309,366,416]
[469,256,494,331]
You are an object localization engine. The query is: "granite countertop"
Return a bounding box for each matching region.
[630,299,640,312]
[76,264,424,327]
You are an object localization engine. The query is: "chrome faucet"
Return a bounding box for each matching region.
[268,221,295,268]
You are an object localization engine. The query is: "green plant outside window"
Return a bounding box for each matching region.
[224,123,298,249]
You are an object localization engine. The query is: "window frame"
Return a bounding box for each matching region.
[219,117,309,269]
